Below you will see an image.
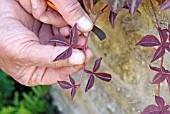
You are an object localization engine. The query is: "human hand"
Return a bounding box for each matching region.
[18,0,93,32]
[0,0,93,86]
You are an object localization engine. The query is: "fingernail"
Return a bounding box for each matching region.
[31,0,37,9]
[69,50,85,65]
[77,16,93,32]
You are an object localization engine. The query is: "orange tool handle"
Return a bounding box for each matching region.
[46,0,58,12]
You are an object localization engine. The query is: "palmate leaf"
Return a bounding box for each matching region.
[53,47,72,61]
[85,75,95,92]
[109,11,117,28]
[151,47,165,62]
[127,0,143,14]
[108,0,125,13]
[137,35,160,47]
[160,0,170,11]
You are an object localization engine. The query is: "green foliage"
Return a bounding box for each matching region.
[0,70,55,114]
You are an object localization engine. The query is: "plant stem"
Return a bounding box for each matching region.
[149,0,160,29]
[78,5,108,86]
[158,84,160,96]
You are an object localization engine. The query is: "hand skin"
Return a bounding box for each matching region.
[0,0,93,86]
[18,0,94,32]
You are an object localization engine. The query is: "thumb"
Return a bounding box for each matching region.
[50,0,93,32]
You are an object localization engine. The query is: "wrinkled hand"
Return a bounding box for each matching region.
[0,0,93,86]
[18,0,93,32]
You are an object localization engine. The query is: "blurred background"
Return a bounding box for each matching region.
[0,0,170,114]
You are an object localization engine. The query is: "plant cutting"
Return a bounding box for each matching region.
[48,0,170,113]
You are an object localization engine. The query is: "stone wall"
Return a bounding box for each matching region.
[51,0,170,114]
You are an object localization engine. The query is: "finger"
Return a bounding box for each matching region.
[18,0,32,13]
[77,36,86,46]
[59,26,71,37]
[50,0,93,32]
[30,0,67,27]
[28,49,93,86]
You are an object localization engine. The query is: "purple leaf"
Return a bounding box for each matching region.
[85,75,95,92]
[84,0,95,13]
[141,105,160,114]
[49,34,69,46]
[58,81,72,89]
[155,96,165,109]
[108,0,125,13]
[94,73,112,82]
[93,57,102,72]
[160,0,170,11]
[151,47,165,63]
[166,75,170,91]
[149,65,161,72]
[53,47,72,61]
[168,24,170,32]
[163,42,170,52]
[164,110,170,114]
[137,35,160,47]
[151,73,165,84]
[69,76,75,85]
[127,0,143,14]
[84,70,93,74]
[71,88,77,99]
[70,23,79,45]
[109,11,117,28]
[158,29,169,44]
[163,105,170,111]
[92,25,106,41]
